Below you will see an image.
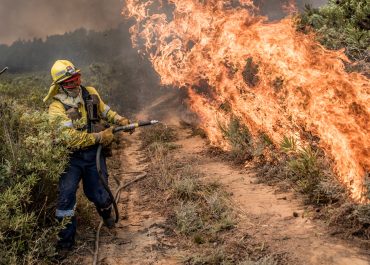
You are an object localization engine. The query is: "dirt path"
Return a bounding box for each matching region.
[174,128,370,265]
[77,95,369,264]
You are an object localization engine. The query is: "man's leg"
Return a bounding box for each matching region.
[56,156,82,249]
[82,151,114,227]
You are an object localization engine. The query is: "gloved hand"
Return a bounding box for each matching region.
[115,115,130,126]
[92,127,114,146]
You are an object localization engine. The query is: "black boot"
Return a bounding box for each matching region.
[98,206,115,229]
[55,224,75,261]
[56,216,76,250]
[103,216,115,229]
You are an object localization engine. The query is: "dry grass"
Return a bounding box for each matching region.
[185,245,280,265]
[185,248,233,265]
[180,120,207,139]
[173,175,201,201]
[328,203,370,240]
[140,123,177,149]
[145,143,236,238]
[239,256,278,265]
[175,202,204,235]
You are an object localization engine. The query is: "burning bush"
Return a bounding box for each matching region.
[124,0,369,202]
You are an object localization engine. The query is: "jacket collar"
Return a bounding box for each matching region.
[53,88,83,108]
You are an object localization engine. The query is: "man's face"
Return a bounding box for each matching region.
[65,86,81,98]
[61,74,81,98]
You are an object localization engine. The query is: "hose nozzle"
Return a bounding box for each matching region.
[113,120,159,133]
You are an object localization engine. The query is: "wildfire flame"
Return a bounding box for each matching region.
[123,0,370,202]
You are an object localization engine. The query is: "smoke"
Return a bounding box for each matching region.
[0,0,124,45]
[0,0,327,45]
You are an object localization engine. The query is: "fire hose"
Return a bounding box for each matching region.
[93,120,159,265]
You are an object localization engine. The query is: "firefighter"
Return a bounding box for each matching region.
[44,60,130,250]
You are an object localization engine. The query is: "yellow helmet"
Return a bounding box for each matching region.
[50,60,80,84]
[44,60,81,102]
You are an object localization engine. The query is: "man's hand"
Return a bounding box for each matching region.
[115,115,135,134]
[115,115,130,126]
[92,127,114,146]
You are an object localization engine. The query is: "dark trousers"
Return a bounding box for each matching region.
[56,145,112,245]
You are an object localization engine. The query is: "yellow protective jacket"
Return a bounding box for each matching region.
[48,86,123,149]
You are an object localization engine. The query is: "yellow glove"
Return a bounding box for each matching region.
[92,127,114,146]
[114,115,130,126]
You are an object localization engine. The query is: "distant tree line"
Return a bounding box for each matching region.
[0,23,135,72]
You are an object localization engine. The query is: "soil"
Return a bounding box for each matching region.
[69,93,370,265]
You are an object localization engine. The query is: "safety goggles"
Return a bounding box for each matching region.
[61,73,81,89]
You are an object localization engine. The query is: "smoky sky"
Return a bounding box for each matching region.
[0,0,327,45]
[257,0,327,20]
[0,0,125,45]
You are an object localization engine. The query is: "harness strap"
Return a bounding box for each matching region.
[80,86,94,133]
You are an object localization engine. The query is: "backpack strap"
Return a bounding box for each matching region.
[80,85,90,102]
[61,103,72,111]
[80,86,94,133]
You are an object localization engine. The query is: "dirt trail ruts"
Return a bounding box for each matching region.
[89,134,181,265]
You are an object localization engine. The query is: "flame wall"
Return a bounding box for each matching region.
[123,0,369,202]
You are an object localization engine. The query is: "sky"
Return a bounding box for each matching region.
[0,0,327,45]
[0,0,125,45]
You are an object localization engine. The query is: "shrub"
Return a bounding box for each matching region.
[0,100,70,264]
[140,123,177,149]
[0,73,50,109]
[298,0,370,61]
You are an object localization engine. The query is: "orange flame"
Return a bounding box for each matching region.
[123,0,369,202]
